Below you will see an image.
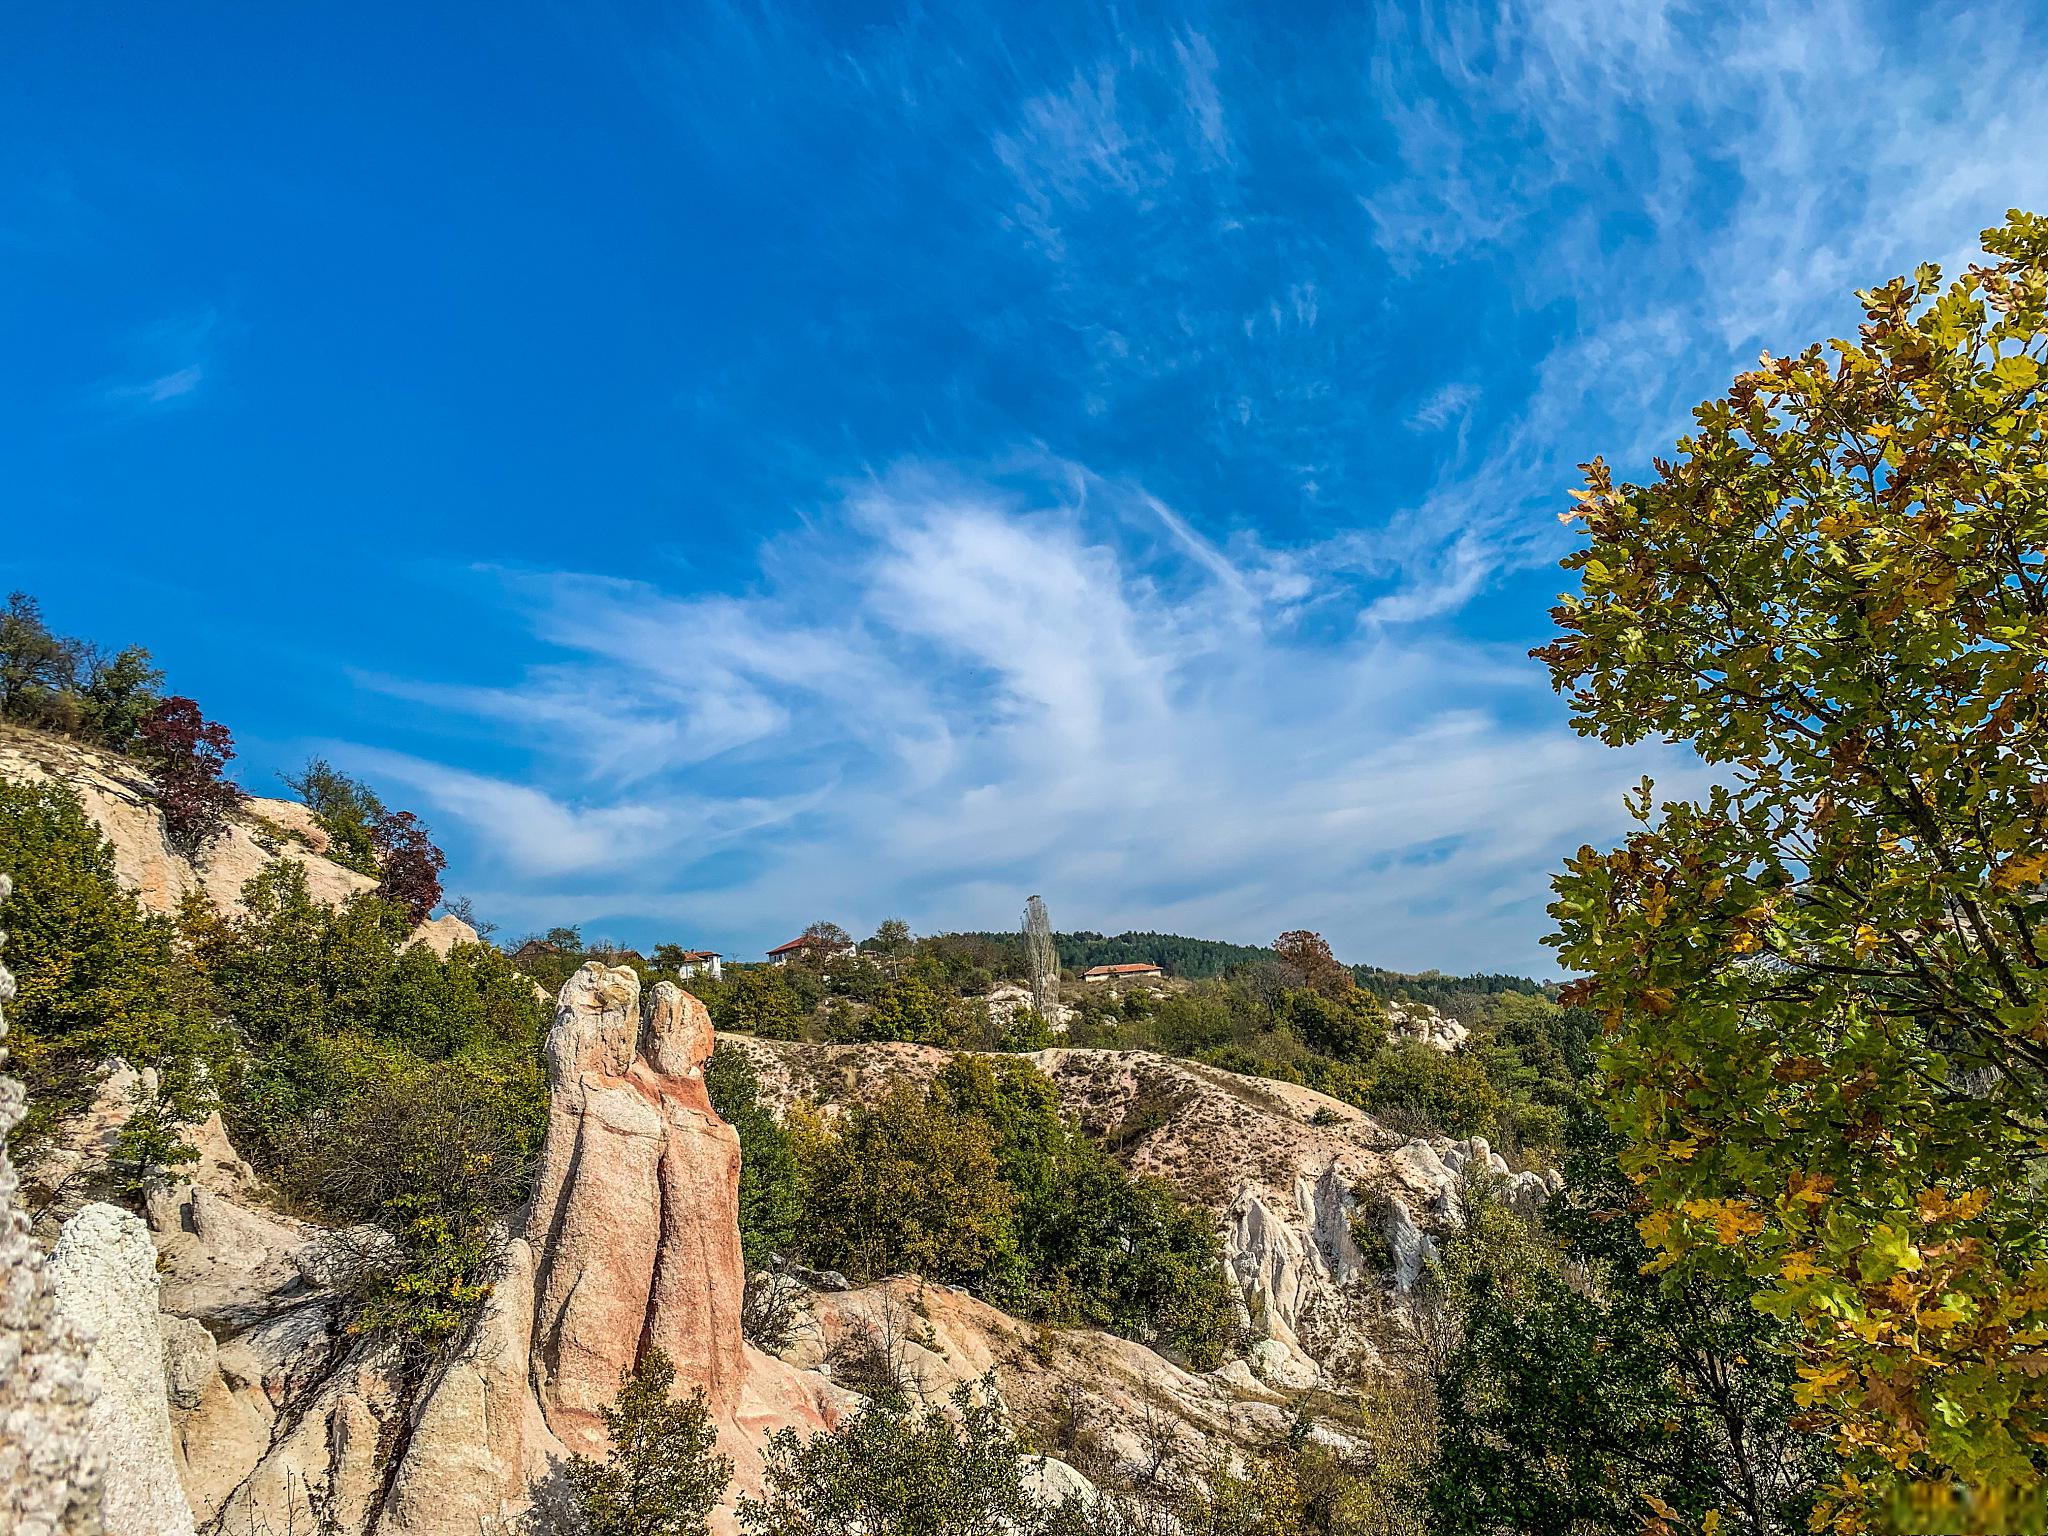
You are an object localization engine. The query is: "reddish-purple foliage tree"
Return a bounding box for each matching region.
[373,808,446,925]
[136,695,246,852]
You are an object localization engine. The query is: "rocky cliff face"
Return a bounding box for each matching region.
[729,1037,1556,1385]
[0,871,105,1535]
[0,726,476,954]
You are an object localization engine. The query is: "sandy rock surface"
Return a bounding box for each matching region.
[48,1203,195,1536]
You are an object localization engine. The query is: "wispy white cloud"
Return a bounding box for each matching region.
[97,307,222,412]
[363,0,2040,965]
[105,363,204,406]
[359,459,1697,969]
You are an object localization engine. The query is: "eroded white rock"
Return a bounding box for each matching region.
[49,1202,195,1536]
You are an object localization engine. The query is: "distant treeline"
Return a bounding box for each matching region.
[1352,964,1556,1019]
[942,927,1551,1008]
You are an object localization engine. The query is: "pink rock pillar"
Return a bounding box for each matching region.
[524,966,750,1453]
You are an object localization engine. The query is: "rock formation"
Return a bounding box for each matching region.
[47,1203,198,1536]
[526,969,748,1443]
[777,1275,1336,1477]
[0,870,105,1536]
[57,960,842,1535]
[1383,999,1471,1053]
[376,964,837,1535]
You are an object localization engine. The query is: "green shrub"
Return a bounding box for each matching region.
[0,778,218,1150]
[800,1082,1018,1287]
[270,1039,545,1351]
[790,1056,1235,1367]
[701,965,809,1040]
[1279,988,1387,1062]
[1357,1043,1502,1141]
[193,860,546,1062]
[1424,1127,1825,1536]
[281,756,385,876]
[739,1376,1061,1536]
[181,858,549,1351]
[552,1349,733,1536]
[704,1043,802,1272]
[853,975,953,1044]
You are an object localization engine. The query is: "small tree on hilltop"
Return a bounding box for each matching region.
[1273,930,1352,999]
[283,756,386,875]
[372,808,446,925]
[0,591,78,724]
[74,642,163,750]
[551,1349,732,1536]
[137,695,244,853]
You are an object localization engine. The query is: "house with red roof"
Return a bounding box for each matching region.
[1082,962,1165,983]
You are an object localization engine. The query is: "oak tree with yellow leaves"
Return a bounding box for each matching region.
[1541,212,2048,1531]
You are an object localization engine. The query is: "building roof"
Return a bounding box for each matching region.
[1083,962,1164,976]
[677,950,721,961]
[766,937,815,956]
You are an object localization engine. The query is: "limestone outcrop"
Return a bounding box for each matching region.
[0,870,105,1535]
[1383,999,1470,1053]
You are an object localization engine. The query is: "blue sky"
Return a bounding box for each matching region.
[6,1,2046,972]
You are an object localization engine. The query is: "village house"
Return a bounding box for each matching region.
[674,949,723,981]
[1082,962,1165,983]
[766,933,854,966]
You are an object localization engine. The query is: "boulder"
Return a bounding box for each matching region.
[1384,1000,1470,1053]
[160,1317,217,1411]
[47,1203,195,1536]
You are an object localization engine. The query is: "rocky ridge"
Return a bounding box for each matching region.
[0,726,476,955]
[728,1036,1556,1385]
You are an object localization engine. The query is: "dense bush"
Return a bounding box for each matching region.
[800,1080,1017,1286]
[789,1055,1235,1367]
[704,1043,802,1272]
[185,858,550,1345]
[740,1377,1064,1536]
[1425,1123,1824,1535]
[841,974,953,1044]
[193,862,542,1065]
[0,778,220,1152]
[697,965,810,1040]
[1278,987,1386,1062]
[283,756,386,875]
[0,591,165,749]
[295,1044,544,1349]
[1354,1043,1501,1141]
